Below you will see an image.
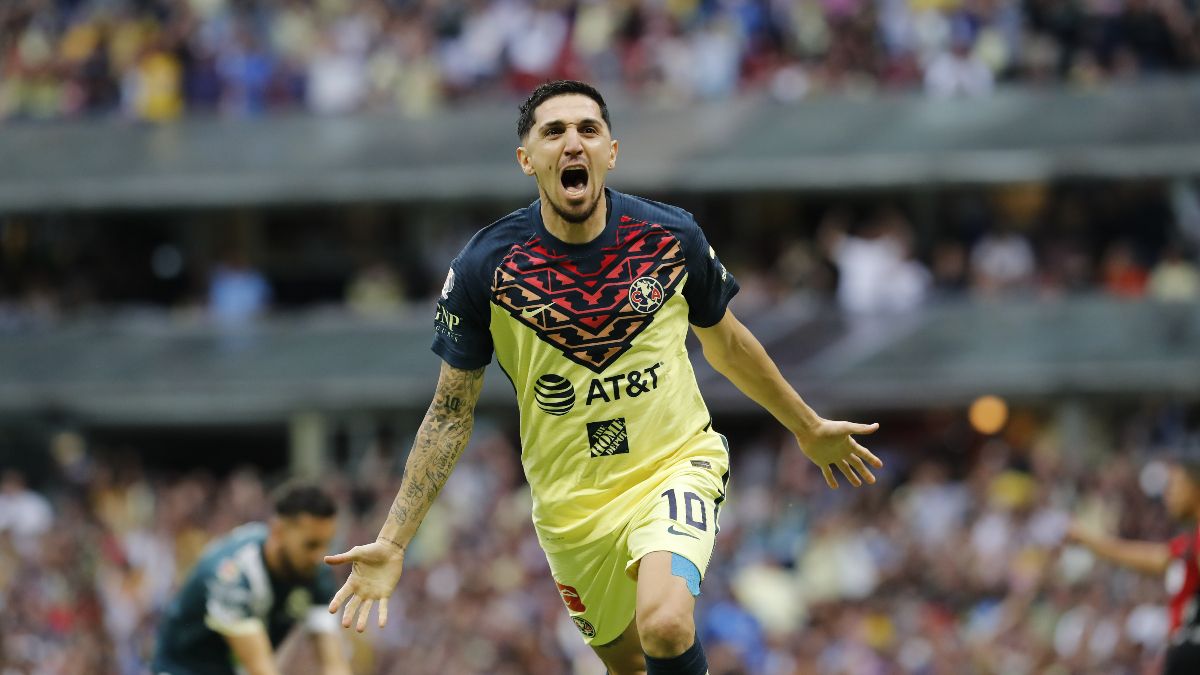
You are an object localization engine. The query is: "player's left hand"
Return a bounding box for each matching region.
[795,419,882,489]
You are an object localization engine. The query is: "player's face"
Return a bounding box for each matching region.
[275,514,337,580]
[517,94,618,224]
[1165,465,1200,519]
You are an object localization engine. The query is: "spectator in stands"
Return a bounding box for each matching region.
[1100,240,1149,298]
[0,469,53,558]
[207,251,272,325]
[2,402,1197,673]
[125,37,184,123]
[345,260,405,318]
[931,239,970,296]
[1148,243,1200,302]
[970,223,1036,295]
[2,0,1199,122]
[821,206,931,314]
[924,28,995,99]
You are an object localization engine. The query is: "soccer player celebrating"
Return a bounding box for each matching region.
[153,483,350,675]
[1067,451,1200,674]
[325,80,883,675]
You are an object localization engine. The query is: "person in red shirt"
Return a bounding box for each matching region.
[1068,450,1200,674]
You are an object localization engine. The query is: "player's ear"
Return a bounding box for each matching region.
[516,146,535,176]
[608,139,618,170]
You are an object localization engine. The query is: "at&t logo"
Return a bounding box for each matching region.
[534,375,575,415]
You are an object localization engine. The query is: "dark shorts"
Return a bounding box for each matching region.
[1165,642,1200,675]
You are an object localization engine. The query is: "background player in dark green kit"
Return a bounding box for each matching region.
[153,483,350,675]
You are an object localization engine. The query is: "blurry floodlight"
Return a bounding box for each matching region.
[969,395,1009,435]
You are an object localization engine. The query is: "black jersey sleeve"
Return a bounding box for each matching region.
[431,253,494,369]
[680,218,739,327]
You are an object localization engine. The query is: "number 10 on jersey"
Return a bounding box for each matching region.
[661,489,708,531]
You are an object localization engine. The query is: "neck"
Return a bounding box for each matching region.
[540,189,608,245]
[262,536,284,578]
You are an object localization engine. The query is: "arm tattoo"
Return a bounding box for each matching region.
[387,365,484,531]
[377,535,405,551]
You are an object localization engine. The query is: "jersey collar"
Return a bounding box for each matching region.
[531,188,619,258]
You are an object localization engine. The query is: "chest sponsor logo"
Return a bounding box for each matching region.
[587,418,629,458]
[534,374,575,415]
[586,363,661,405]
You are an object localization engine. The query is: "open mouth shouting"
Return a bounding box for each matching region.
[560,165,589,201]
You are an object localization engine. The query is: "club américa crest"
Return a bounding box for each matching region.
[628,276,665,314]
[572,616,597,638]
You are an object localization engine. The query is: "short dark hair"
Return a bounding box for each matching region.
[272,481,337,519]
[517,80,611,141]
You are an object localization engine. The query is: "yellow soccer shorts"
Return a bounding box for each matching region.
[545,432,730,647]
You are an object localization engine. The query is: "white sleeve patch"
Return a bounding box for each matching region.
[204,613,265,637]
[205,575,254,631]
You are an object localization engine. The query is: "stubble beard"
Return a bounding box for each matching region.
[280,552,314,582]
[548,186,604,225]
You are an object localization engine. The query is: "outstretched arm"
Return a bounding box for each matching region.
[324,361,485,631]
[1066,521,1171,577]
[377,362,485,548]
[221,626,281,675]
[692,310,882,488]
[311,630,351,675]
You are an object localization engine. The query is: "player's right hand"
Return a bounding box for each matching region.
[324,541,406,632]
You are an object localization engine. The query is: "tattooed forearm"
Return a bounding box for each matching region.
[379,363,484,544]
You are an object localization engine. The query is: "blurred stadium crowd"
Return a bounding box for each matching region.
[2,182,1198,326]
[2,0,1200,122]
[1,402,1195,674]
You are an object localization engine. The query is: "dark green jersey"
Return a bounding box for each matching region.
[152,523,337,675]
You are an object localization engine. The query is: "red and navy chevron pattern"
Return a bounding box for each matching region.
[492,217,686,373]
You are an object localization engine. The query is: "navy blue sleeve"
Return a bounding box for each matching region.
[680,218,739,327]
[431,253,494,369]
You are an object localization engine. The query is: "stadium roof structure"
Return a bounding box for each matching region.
[1,79,1199,211]
[0,297,1197,424]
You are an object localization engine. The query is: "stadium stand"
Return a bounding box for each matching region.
[1,0,1199,122]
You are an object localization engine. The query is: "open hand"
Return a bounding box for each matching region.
[324,540,406,632]
[796,420,882,489]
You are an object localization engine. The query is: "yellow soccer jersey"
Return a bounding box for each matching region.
[432,189,738,552]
